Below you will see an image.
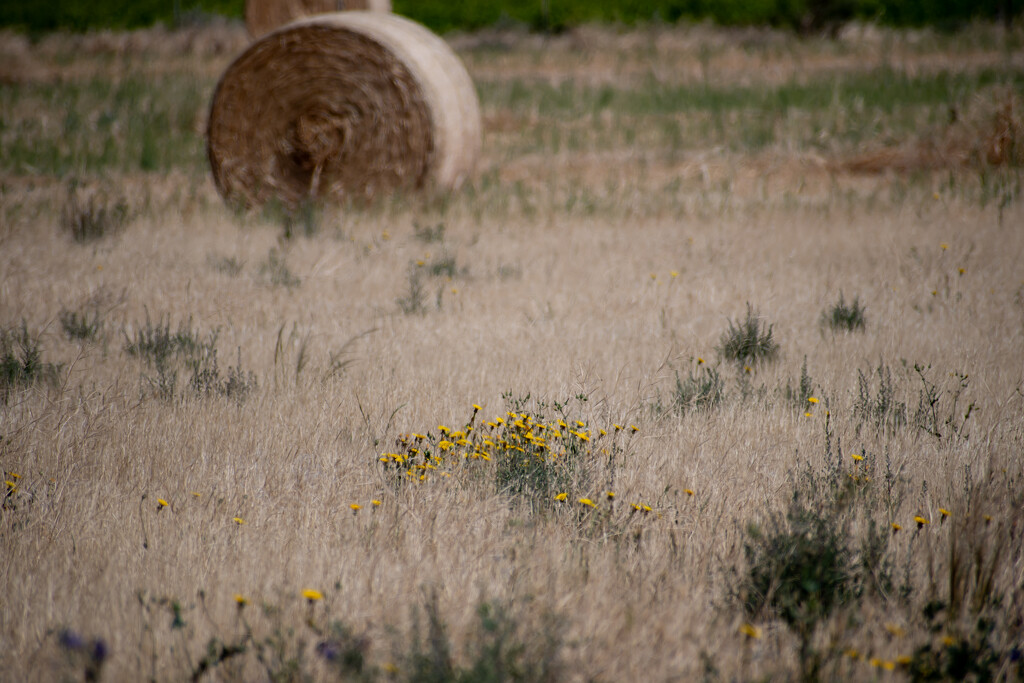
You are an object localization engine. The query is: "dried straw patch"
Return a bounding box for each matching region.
[207,12,480,209]
[841,90,1022,174]
[245,0,391,40]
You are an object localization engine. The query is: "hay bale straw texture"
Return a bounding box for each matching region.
[207,12,481,208]
[245,0,391,39]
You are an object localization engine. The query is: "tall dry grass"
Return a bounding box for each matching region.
[2,21,1022,682]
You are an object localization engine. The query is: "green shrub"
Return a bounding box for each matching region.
[673,363,724,414]
[717,303,779,367]
[59,308,103,342]
[821,292,866,332]
[61,184,129,243]
[1,323,61,402]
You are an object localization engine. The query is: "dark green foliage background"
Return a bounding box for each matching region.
[0,0,1018,34]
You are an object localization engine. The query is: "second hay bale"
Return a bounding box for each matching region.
[207,12,481,209]
[245,0,391,40]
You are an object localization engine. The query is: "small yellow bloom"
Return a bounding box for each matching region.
[884,622,905,637]
[554,492,568,501]
[192,492,201,498]
[642,504,652,513]
[233,517,245,525]
[438,425,450,434]
[744,365,752,374]
[851,454,864,462]
[914,515,929,528]
[670,270,679,278]
[613,424,623,431]
[869,657,883,668]
[157,498,169,509]
[941,635,956,646]
[472,404,482,412]
[630,425,639,433]
[891,523,902,533]
[578,498,596,508]
[807,397,819,404]
[301,589,323,602]
[350,503,362,512]
[8,472,20,479]
[940,243,949,250]
[739,623,762,639]
[372,499,382,506]
[939,508,951,519]
[896,655,912,665]
[684,488,695,496]
[958,267,965,275]
[881,661,896,671]
[804,412,813,418]
[650,273,657,280]
[606,491,615,499]
[438,440,453,451]
[234,594,248,607]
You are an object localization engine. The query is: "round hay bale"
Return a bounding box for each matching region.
[245,0,391,40]
[207,12,480,209]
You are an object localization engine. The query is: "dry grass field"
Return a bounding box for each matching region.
[2,19,1023,682]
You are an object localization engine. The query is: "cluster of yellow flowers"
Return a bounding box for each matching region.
[377,403,646,506]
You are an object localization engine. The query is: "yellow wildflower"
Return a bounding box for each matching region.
[350,503,362,512]
[606,491,615,500]
[371,500,382,506]
[234,594,248,607]
[804,412,813,418]
[684,489,695,496]
[940,243,949,250]
[851,454,864,462]
[192,492,201,498]
[578,498,596,508]
[891,523,902,533]
[630,425,639,433]
[739,623,762,639]
[613,424,623,431]
[884,623,905,637]
[438,425,450,433]
[301,589,323,602]
[157,498,169,509]
[233,517,245,525]
[473,404,482,412]
[914,515,929,528]
[554,492,568,501]
[897,655,912,665]
[807,397,819,404]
